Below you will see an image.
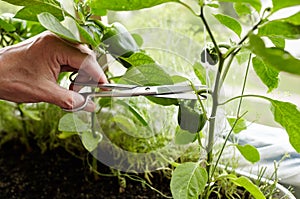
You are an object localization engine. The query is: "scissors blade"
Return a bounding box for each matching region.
[83,84,207,99]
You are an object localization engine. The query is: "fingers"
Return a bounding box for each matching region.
[55,38,108,84]
[45,81,96,112]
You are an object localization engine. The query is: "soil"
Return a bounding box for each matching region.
[0,140,172,199]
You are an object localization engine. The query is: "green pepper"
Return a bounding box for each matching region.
[97,21,139,68]
[177,100,207,134]
[200,47,219,65]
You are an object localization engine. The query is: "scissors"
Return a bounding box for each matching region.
[64,72,209,112]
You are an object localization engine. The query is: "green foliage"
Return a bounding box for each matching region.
[229,175,265,199]
[252,57,279,93]
[248,34,300,76]
[271,0,300,13]
[269,100,300,153]
[213,13,242,37]
[227,117,247,134]
[14,3,64,21]
[170,162,208,199]
[218,0,261,13]
[37,12,80,42]
[236,144,260,164]
[258,21,300,40]
[89,0,179,12]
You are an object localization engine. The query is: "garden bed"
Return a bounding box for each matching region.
[0,139,171,199]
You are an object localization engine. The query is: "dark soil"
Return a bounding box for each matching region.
[0,140,172,199]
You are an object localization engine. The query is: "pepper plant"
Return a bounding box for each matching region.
[2,0,300,198]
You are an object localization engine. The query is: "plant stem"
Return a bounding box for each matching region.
[206,58,223,179]
[200,6,221,57]
[199,5,225,186]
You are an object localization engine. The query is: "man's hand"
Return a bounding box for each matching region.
[0,31,108,112]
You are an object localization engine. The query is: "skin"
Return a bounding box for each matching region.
[0,31,108,112]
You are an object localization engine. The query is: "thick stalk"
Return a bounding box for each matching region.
[199,5,224,183]
[206,57,224,178]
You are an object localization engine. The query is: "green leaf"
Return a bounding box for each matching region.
[252,57,279,93]
[37,12,80,43]
[227,117,247,134]
[175,126,197,145]
[272,0,300,13]
[258,21,300,40]
[170,162,208,199]
[218,0,261,13]
[81,131,102,152]
[76,23,98,47]
[116,100,148,126]
[89,0,179,11]
[213,14,242,37]
[268,36,285,49]
[236,144,260,163]
[248,34,300,76]
[131,33,144,47]
[171,75,190,84]
[121,54,178,106]
[58,113,90,132]
[234,3,252,16]
[1,0,61,7]
[121,52,155,66]
[235,48,251,65]
[269,100,300,153]
[14,4,64,21]
[206,2,220,8]
[0,18,16,32]
[193,62,206,85]
[229,176,265,199]
[282,12,300,26]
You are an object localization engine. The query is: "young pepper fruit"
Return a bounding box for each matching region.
[177,100,207,134]
[99,21,140,68]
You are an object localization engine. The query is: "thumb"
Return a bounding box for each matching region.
[45,82,96,112]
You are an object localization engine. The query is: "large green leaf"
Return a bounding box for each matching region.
[272,0,300,13]
[170,162,208,199]
[252,56,279,93]
[213,14,242,37]
[1,0,61,6]
[37,12,80,43]
[248,34,300,76]
[229,175,265,199]
[269,100,300,153]
[258,21,300,40]
[120,53,178,105]
[282,12,300,26]
[218,0,261,13]
[14,4,64,21]
[236,144,260,163]
[122,52,156,66]
[89,0,179,11]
